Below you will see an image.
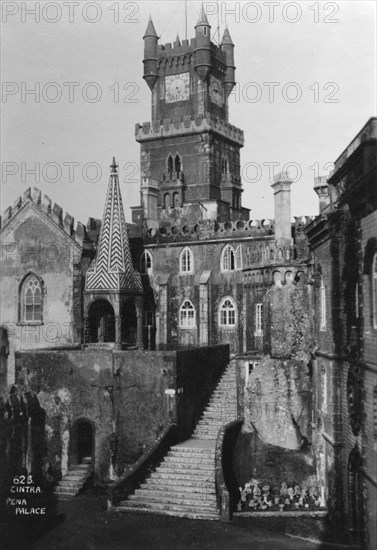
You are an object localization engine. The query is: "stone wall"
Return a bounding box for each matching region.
[12,345,229,483]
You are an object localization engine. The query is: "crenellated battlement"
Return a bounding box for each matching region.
[135,112,244,145]
[0,187,94,247]
[141,214,314,247]
[157,38,195,56]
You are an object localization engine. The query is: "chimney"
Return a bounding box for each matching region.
[314,176,331,213]
[141,178,159,229]
[271,172,292,242]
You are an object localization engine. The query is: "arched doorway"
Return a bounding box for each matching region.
[87,299,115,343]
[122,299,137,346]
[348,447,364,544]
[70,419,94,465]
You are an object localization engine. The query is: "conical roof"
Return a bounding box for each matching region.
[196,3,210,26]
[85,158,142,292]
[144,15,158,38]
[221,25,233,45]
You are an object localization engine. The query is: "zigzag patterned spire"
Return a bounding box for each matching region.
[85,158,142,292]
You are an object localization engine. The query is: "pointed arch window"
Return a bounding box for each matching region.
[167,155,173,179]
[221,244,242,271]
[21,274,43,323]
[219,297,237,327]
[180,300,196,328]
[180,247,194,274]
[140,250,153,275]
[174,154,181,177]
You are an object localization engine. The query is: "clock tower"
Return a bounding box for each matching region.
[133,6,249,229]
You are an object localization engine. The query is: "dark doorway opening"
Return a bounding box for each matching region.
[122,299,137,346]
[70,419,94,465]
[87,299,115,343]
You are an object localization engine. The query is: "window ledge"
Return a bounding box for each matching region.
[254,331,263,337]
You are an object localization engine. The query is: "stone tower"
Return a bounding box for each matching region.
[133,6,249,229]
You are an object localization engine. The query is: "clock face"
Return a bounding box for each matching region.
[165,73,190,103]
[209,76,223,106]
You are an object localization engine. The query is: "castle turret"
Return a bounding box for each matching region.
[194,4,211,81]
[143,16,158,91]
[221,25,236,97]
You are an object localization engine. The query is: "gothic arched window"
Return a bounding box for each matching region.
[140,250,153,275]
[180,247,194,274]
[179,300,196,328]
[221,244,242,271]
[219,297,237,327]
[167,155,173,179]
[21,274,43,323]
[174,154,181,177]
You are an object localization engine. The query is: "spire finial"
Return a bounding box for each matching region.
[110,157,118,175]
[196,2,210,26]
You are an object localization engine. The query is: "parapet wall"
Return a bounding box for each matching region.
[142,215,315,245]
[0,187,95,248]
[135,112,244,146]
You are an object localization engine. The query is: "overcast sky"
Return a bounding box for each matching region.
[1,0,376,226]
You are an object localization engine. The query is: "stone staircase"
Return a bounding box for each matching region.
[115,363,237,519]
[54,457,92,501]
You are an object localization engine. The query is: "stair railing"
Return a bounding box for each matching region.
[215,419,243,520]
[107,424,178,510]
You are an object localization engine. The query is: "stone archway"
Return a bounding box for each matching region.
[70,418,94,465]
[87,299,115,343]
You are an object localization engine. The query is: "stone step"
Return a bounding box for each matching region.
[145,478,215,490]
[197,417,234,425]
[150,471,214,483]
[192,430,219,435]
[62,474,90,481]
[130,491,217,506]
[169,446,215,455]
[158,462,215,473]
[117,501,219,520]
[168,447,215,456]
[164,455,214,466]
[197,419,235,425]
[55,487,82,496]
[205,403,237,409]
[57,481,84,488]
